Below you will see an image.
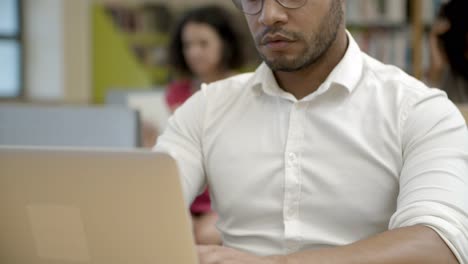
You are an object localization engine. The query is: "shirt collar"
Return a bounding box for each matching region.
[249,31,364,99]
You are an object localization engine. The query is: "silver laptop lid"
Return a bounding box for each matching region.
[0,146,198,264]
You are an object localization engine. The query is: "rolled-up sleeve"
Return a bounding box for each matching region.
[153,87,208,208]
[389,90,468,263]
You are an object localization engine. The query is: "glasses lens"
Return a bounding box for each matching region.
[232,0,307,14]
[232,0,262,15]
[278,0,306,8]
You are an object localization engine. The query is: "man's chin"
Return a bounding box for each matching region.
[264,59,303,72]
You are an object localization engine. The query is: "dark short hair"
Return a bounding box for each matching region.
[439,0,468,80]
[168,5,245,76]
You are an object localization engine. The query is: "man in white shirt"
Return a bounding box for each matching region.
[155,0,468,263]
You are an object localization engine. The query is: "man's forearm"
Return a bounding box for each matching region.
[280,225,458,264]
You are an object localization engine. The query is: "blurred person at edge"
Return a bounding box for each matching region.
[164,5,245,245]
[427,0,468,103]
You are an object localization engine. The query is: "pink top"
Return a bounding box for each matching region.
[165,79,212,214]
[165,79,193,110]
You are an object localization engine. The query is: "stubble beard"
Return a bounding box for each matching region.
[256,0,343,72]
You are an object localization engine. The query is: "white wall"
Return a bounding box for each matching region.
[24,0,92,103]
[24,0,65,101]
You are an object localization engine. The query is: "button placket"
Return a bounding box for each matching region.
[283,102,304,242]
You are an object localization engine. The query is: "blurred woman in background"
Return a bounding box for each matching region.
[427,0,468,103]
[166,5,244,111]
[165,5,245,245]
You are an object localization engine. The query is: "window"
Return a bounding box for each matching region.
[0,0,21,98]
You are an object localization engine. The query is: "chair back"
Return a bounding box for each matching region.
[0,104,140,148]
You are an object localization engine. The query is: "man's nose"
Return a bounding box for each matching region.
[258,0,288,26]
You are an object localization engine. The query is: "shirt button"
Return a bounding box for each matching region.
[288,152,297,162]
[288,153,298,168]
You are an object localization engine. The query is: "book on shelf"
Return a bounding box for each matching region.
[346,0,407,25]
[350,29,410,72]
[101,3,172,85]
[423,0,446,25]
[346,0,410,71]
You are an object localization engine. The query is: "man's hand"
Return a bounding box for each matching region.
[197,245,285,264]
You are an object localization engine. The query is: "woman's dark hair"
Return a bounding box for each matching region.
[168,5,245,76]
[439,0,468,80]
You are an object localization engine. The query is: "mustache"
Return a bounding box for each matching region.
[255,27,300,45]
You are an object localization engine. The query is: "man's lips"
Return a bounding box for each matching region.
[261,34,294,45]
[261,34,295,50]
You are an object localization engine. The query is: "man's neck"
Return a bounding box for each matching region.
[274,30,349,100]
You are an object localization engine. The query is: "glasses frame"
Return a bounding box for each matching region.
[231,0,308,15]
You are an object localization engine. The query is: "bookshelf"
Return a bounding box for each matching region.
[92,3,172,103]
[104,2,172,85]
[412,0,423,79]
[347,0,444,79]
[92,0,443,102]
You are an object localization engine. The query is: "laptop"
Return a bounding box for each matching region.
[0,146,198,264]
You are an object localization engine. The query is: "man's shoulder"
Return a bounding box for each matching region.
[361,54,445,100]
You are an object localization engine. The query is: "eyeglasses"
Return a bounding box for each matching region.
[232,0,307,15]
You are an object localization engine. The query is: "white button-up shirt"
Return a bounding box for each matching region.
[155,35,468,262]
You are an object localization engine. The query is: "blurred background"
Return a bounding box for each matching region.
[2,0,467,249]
[0,0,460,149]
